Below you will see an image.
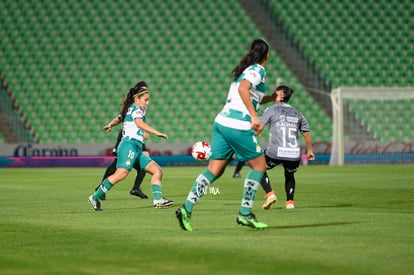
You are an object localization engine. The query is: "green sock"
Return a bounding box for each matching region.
[151,184,162,200]
[93,178,113,200]
[240,169,263,215]
[184,169,216,213]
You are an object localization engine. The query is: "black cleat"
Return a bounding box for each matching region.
[232,172,242,178]
[130,189,148,199]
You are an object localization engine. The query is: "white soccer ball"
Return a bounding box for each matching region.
[191,141,212,161]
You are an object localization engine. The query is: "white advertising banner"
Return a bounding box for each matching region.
[0,143,193,157]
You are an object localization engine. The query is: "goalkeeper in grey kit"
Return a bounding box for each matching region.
[258,85,315,209]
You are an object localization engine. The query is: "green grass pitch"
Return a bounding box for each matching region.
[0,165,413,274]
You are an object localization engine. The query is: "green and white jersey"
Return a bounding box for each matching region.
[215,64,266,130]
[122,104,146,143]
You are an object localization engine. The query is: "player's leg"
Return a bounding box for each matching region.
[283,160,299,209]
[101,158,117,183]
[88,168,130,211]
[232,127,267,229]
[130,148,149,199]
[93,158,117,200]
[261,173,278,209]
[183,159,226,211]
[242,155,266,214]
[96,132,122,200]
[130,170,148,198]
[232,161,246,178]
[143,157,174,208]
[260,155,279,209]
[176,123,229,231]
[237,154,267,229]
[176,160,224,231]
[88,141,134,211]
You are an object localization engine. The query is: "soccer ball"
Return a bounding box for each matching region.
[191,141,212,161]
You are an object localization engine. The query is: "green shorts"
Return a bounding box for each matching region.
[210,122,264,162]
[116,138,152,171]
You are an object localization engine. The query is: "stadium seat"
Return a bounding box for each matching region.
[1,0,410,145]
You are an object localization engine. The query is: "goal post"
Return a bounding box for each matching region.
[330,87,414,166]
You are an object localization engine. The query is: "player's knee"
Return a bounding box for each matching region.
[155,167,163,179]
[147,161,162,178]
[110,169,129,184]
[285,168,297,176]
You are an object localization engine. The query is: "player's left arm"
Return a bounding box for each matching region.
[302,131,315,160]
[134,118,168,140]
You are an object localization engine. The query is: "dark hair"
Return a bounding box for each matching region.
[232,38,269,80]
[275,85,294,103]
[134,81,147,90]
[119,81,148,121]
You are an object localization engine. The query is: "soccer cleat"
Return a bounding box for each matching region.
[153,198,174,208]
[236,212,268,229]
[232,172,242,178]
[88,195,102,211]
[262,193,278,210]
[286,200,295,209]
[130,189,148,199]
[176,206,192,231]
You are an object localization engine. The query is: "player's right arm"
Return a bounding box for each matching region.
[238,79,260,131]
[260,91,276,104]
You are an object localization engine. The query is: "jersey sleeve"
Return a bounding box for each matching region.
[259,106,273,126]
[131,108,145,120]
[243,67,264,87]
[299,114,310,132]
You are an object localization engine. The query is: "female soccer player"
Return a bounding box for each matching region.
[88,84,173,211]
[258,85,315,210]
[95,112,150,200]
[176,38,275,231]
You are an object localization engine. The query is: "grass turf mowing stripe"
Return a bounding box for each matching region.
[0,165,413,274]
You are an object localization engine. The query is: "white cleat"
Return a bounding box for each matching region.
[262,194,278,209]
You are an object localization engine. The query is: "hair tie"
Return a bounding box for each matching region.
[134,88,148,97]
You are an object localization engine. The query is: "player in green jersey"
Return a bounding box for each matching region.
[88,84,173,211]
[176,39,276,231]
[95,111,150,200]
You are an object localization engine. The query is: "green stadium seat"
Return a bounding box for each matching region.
[1,0,410,145]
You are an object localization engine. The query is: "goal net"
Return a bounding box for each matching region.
[330,87,414,165]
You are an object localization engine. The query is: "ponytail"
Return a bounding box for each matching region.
[232,39,269,80]
[119,83,148,121]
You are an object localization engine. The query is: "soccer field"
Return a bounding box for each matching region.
[0,165,413,274]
